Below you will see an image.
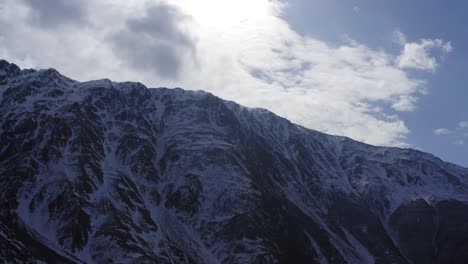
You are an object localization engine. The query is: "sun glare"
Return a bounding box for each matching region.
[175,0,278,31]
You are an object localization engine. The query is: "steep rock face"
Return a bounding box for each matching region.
[0,59,468,263]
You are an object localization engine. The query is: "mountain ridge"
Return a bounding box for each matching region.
[1,59,468,263]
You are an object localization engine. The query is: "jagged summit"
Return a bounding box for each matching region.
[0,59,21,80]
[1,61,468,263]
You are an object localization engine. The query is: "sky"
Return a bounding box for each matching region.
[0,0,466,167]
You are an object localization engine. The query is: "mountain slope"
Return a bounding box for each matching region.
[1,59,468,263]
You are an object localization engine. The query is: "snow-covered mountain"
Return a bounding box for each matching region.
[1,59,468,263]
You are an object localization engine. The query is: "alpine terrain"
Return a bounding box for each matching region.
[1,59,468,264]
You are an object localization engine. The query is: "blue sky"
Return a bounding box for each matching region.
[0,0,466,166]
[283,0,468,166]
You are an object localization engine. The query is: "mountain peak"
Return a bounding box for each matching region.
[0,59,21,81]
[1,61,468,263]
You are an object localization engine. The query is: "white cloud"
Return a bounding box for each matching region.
[442,41,453,53]
[433,121,468,145]
[395,30,452,71]
[459,121,468,128]
[434,128,452,135]
[392,30,407,45]
[0,0,452,146]
[392,95,417,111]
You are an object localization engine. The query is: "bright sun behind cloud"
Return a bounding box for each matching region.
[173,0,280,31]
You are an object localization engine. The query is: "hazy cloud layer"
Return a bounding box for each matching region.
[22,0,87,28]
[0,0,453,146]
[110,3,196,79]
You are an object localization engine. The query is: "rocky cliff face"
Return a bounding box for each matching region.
[1,59,468,263]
